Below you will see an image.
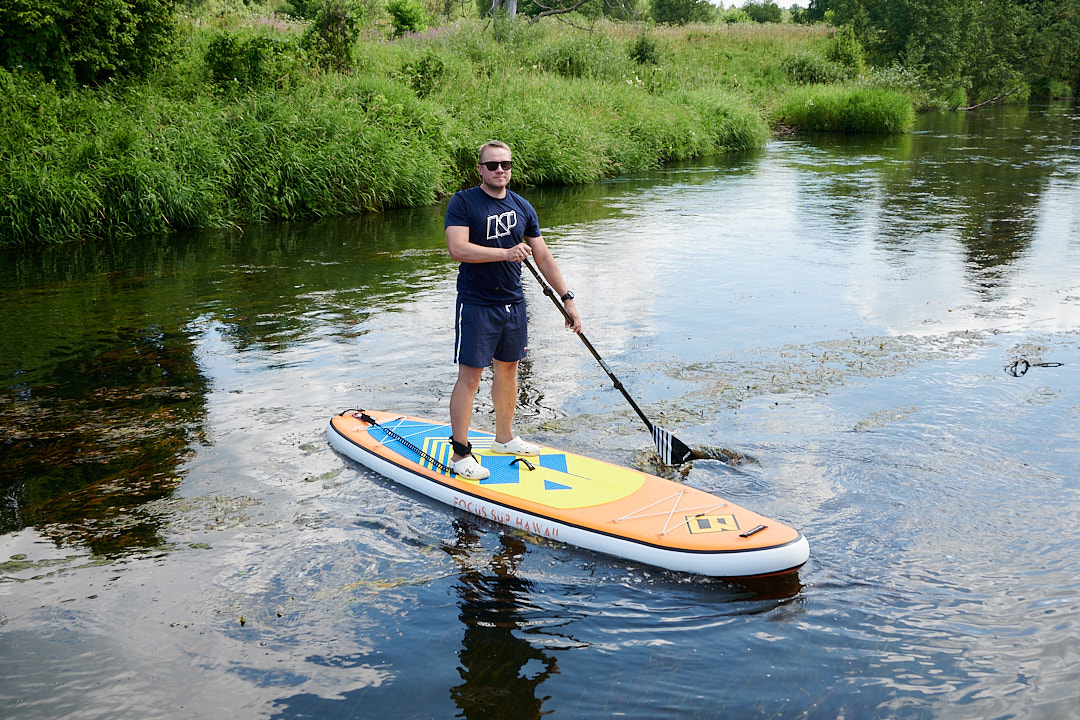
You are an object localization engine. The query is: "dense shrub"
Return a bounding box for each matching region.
[825,24,865,74]
[742,0,781,24]
[1030,76,1072,100]
[300,0,362,71]
[781,52,851,85]
[720,8,751,23]
[628,33,662,65]
[205,33,297,89]
[0,0,176,89]
[286,0,323,20]
[399,49,447,97]
[650,0,714,26]
[386,0,428,36]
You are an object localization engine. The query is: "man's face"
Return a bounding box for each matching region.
[478,146,512,191]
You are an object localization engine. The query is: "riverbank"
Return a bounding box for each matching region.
[0,17,917,247]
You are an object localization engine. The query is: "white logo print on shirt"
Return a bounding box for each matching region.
[487,210,518,240]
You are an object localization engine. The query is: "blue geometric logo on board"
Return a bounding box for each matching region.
[544,479,572,491]
[540,454,568,474]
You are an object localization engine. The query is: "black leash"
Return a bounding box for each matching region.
[343,410,456,475]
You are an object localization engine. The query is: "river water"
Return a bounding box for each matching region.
[2,104,1079,719]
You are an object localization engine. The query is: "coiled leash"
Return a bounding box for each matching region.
[344,410,456,475]
[1004,359,1064,377]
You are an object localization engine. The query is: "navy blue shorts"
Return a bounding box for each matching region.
[454,301,528,368]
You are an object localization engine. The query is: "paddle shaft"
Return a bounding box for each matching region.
[522,257,677,445]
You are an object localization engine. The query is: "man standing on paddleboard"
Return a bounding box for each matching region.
[445,140,582,480]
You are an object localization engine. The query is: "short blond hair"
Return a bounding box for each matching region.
[478,140,511,163]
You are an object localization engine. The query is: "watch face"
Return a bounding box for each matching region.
[562,291,574,301]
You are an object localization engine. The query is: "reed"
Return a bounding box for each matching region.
[776,85,916,133]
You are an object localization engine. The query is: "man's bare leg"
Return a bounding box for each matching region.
[450,364,484,462]
[491,359,519,445]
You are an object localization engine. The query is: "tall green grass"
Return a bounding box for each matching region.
[1,17,916,247]
[776,85,916,133]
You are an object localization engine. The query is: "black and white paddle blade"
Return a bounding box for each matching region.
[652,425,695,466]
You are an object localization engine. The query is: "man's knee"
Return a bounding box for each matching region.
[455,364,484,391]
[492,359,519,378]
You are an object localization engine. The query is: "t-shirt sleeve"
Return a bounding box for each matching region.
[445,191,469,228]
[520,197,541,237]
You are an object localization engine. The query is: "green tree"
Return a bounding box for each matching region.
[1025,0,1080,96]
[0,0,176,89]
[829,0,1079,103]
[742,0,782,23]
[650,0,713,25]
[387,0,428,35]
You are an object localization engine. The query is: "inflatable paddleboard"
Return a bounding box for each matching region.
[327,410,809,577]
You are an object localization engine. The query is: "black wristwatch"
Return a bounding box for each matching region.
[560,290,575,302]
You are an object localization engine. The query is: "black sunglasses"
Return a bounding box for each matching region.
[480,160,513,171]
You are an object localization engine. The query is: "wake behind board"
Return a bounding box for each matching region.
[327,410,809,578]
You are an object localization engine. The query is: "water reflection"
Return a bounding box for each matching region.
[0,314,207,552]
[0,208,451,553]
[789,106,1076,300]
[446,521,558,719]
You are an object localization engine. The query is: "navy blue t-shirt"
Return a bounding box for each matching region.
[445,186,541,306]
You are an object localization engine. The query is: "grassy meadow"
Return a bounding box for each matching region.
[0,12,920,247]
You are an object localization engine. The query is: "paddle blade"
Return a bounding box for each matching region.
[652,425,695,466]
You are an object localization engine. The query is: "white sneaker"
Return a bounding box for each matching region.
[490,436,542,456]
[453,455,490,481]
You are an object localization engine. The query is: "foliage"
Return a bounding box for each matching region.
[0,64,451,246]
[824,23,863,73]
[781,51,850,84]
[2,17,931,247]
[825,0,1080,105]
[628,32,662,65]
[528,30,629,79]
[204,32,298,89]
[0,0,176,89]
[795,0,827,24]
[285,0,324,20]
[650,0,714,26]
[790,4,816,25]
[1030,76,1072,101]
[856,62,925,104]
[776,85,914,133]
[386,0,429,36]
[741,0,781,24]
[720,7,751,23]
[399,48,446,96]
[299,0,363,71]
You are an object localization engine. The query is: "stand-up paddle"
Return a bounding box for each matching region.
[523,258,695,466]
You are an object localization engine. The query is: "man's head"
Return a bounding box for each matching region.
[478,140,511,166]
[477,140,513,196]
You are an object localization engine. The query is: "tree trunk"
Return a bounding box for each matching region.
[490,0,517,18]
